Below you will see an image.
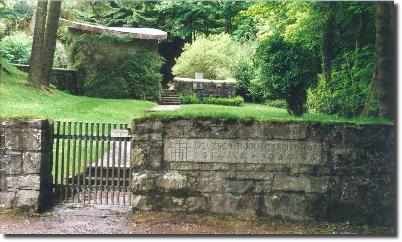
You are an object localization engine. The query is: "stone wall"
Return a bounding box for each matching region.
[173,77,236,98]
[0,119,52,212]
[131,118,396,225]
[14,64,80,94]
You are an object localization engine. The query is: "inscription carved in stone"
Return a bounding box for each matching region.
[164,139,322,165]
[0,168,5,192]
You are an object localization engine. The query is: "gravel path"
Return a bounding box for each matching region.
[0,204,392,235]
[0,204,131,235]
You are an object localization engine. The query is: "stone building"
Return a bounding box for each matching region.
[66,21,167,100]
[173,77,236,98]
[67,20,167,51]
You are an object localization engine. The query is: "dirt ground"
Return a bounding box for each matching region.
[0,204,395,235]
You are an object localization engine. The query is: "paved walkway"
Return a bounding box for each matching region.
[147,105,181,112]
[0,204,381,235]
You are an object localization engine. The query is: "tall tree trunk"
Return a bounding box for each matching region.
[28,0,48,87]
[321,4,336,82]
[374,2,395,119]
[41,0,62,86]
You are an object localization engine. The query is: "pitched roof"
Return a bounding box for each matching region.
[65,20,167,40]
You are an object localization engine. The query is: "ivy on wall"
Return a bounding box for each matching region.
[67,32,162,100]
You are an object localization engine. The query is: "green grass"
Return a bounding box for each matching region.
[0,68,392,125]
[142,104,392,125]
[0,68,156,123]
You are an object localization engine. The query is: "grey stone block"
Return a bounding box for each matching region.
[184,196,207,212]
[22,152,42,174]
[131,171,158,192]
[4,128,43,151]
[15,190,39,210]
[131,195,153,211]
[6,175,40,191]
[0,191,16,209]
[272,175,329,193]
[207,193,256,216]
[156,171,188,191]
[1,151,23,175]
[263,193,310,221]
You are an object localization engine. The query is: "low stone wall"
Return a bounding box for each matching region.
[0,119,52,212]
[131,118,395,225]
[13,64,80,94]
[173,77,236,98]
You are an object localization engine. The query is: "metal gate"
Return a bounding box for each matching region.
[52,121,132,206]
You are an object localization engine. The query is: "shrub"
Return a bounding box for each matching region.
[247,79,267,103]
[0,32,31,64]
[307,47,378,117]
[125,51,163,100]
[180,94,199,104]
[180,95,244,106]
[0,32,69,67]
[172,33,254,80]
[69,33,162,99]
[203,96,244,106]
[233,57,255,102]
[81,50,162,99]
[255,35,318,116]
[265,99,287,109]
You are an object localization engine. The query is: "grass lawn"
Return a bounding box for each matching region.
[143,104,392,125]
[1,68,392,125]
[0,68,156,123]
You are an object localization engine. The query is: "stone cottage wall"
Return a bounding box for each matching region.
[130,118,395,225]
[173,78,236,98]
[0,119,52,212]
[13,64,80,94]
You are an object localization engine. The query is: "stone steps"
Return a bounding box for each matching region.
[160,89,181,105]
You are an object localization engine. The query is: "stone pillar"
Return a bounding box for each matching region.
[0,119,52,212]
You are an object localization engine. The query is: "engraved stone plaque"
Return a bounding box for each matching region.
[164,139,322,165]
[0,169,6,192]
[0,126,4,153]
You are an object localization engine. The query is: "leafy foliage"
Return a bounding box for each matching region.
[173,33,253,80]
[180,95,244,106]
[0,32,31,64]
[265,99,287,109]
[233,56,255,102]
[0,32,69,67]
[69,32,162,100]
[256,35,318,116]
[307,47,378,117]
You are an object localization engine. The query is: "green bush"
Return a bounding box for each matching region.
[0,32,69,67]
[69,33,162,99]
[0,32,31,64]
[172,33,254,80]
[307,47,378,117]
[265,99,287,109]
[125,51,163,100]
[255,35,318,116]
[81,50,162,99]
[180,95,244,106]
[247,79,267,103]
[180,94,199,104]
[203,96,244,106]
[233,57,255,102]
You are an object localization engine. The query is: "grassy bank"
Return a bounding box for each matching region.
[0,68,156,123]
[0,68,392,125]
[142,104,392,125]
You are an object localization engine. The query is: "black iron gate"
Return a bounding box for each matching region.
[52,121,132,206]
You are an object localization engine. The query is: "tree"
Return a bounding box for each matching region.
[42,0,62,85]
[28,0,47,87]
[28,0,62,87]
[374,2,395,119]
[256,35,317,116]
